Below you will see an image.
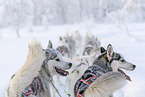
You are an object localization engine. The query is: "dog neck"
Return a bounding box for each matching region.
[22,56,53,97]
[40,57,52,80]
[93,52,113,71]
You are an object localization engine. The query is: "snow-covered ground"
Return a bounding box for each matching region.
[0,23,145,97]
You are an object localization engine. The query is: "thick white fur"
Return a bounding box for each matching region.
[66,54,96,97]
[7,38,45,97]
[84,72,127,97]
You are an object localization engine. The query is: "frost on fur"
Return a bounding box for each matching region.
[84,72,127,97]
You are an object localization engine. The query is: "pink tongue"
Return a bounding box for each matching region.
[59,69,69,75]
[118,69,132,82]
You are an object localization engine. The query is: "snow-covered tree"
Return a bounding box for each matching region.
[0,0,33,37]
[0,0,144,31]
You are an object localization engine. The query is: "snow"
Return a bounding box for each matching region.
[0,23,145,97]
[0,0,145,96]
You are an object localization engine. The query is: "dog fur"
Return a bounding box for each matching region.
[7,38,72,97]
[66,54,97,97]
[73,44,136,97]
[84,72,126,97]
[57,31,82,59]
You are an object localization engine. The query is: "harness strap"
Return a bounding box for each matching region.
[41,58,62,97]
[49,79,62,97]
[22,77,41,97]
[74,66,100,97]
[22,93,26,97]
[76,76,98,97]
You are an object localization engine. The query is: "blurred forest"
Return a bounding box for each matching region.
[0,0,144,33]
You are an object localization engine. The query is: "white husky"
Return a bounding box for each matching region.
[7,39,72,97]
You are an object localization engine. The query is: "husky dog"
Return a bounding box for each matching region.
[83,32,101,56]
[74,44,136,97]
[57,31,82,59]
[56,36,70,58]
[7,39,72,97]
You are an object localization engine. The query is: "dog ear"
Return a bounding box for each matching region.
[64,37,68,43]
[100,47,106,53]
[59,36,63,41]
[48,40,53,48]
[107,44,114,57]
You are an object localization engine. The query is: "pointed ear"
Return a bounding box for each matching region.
[107,44,114,56]
[100,47,106,53]
[48,40,53,48]
[59,36,63,41]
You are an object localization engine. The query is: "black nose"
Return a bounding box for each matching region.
[132,65,136,70]
[68,63,72,68]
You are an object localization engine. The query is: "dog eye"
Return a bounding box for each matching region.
[46,52,49,55]
[120,59,125,62]
[55,58,60,61]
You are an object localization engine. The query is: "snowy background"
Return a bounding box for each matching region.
[0,0,145,97]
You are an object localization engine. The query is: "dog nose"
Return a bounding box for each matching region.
[132,65,136,70]
[68,63,72,68]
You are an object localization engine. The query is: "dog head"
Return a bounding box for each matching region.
[98,44,136,81]
[57,36,70,57]
[57,34,76,58]
[59,36,69,47]
[43,40,72,76]
[106,44,136,71]
[83,32,101,56]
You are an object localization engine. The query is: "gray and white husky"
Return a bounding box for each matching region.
[83,32,101,56]
[7,39,72,97]
[74,44,136,97]
[57,31,82,59]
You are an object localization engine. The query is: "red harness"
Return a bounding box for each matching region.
[22,77,41,97]
[76,75,98,97]
[74,65,108,97]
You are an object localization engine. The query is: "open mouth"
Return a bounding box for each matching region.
[118,69,131,82]
[55,67,69,76]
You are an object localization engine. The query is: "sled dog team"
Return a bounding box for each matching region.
[7,32,136,97]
